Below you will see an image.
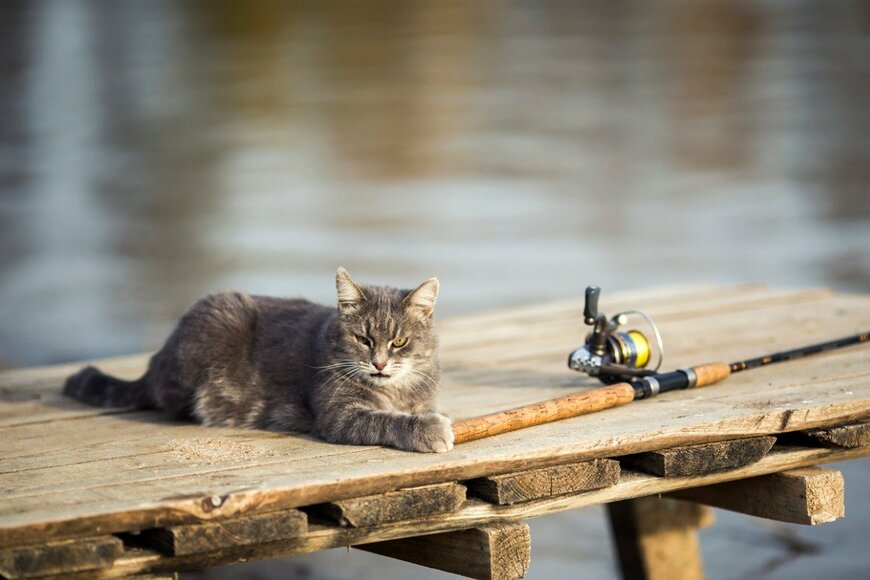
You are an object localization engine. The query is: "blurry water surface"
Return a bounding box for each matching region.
[0,0,868,366]
[1,3,869,579]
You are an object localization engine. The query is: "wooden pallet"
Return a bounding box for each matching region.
[1,285,869,579]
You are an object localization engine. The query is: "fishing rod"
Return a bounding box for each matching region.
[451,285,869,444]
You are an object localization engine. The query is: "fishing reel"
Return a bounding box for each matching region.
[568,285,665,384]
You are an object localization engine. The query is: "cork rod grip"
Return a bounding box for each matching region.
[451,383,636,445]
[689,362,731,387]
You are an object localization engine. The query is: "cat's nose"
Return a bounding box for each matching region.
[373,361,386,371]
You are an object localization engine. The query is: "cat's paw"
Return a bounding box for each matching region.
[407,413,454,453]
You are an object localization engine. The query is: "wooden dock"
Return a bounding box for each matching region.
[1,285,869,579]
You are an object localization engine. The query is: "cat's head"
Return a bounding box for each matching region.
[333,267,439,388]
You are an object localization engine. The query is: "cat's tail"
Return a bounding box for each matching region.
[64,366,154,409]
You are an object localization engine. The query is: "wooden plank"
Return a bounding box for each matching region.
[621,436,776,477]
[638,294,870,369]
[0,354,149,395]
[0,354,150,427]
[443,291,862,374]
[445,338,870,417]
[670,466,845,525]
[0,354,867,540]
[314,483,466,527]
[133,508,307,556]
[2,286,870,549]
[0,536,123,579]
[466,458,619,504]
[2,349,869,547]
[42,445,869,578]
[361,523,531,580]
[607,497,712,580]
[804,421,870,448]
[441,289,836,369]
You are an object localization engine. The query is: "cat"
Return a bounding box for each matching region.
[63,268,454,453]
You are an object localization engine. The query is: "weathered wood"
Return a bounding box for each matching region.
[440,286,811,355]
[134,508,307,556]
[361,523,531,580]
[0,535,123,578]
[803,421,870,448]
[315,483,466,527]
[670,466,845,525]
[607,497,712,580]
[39,445,869,578]
[442,288,837,369]
[466,458,619,504]
[2,286,870,550]
[621,436,776,477]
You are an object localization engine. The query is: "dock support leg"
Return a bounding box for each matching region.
[607,496,713,580]
[360,522,531,580]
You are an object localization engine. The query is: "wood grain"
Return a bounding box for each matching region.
[670,466,845,525]
[313,483,466,527]
[361,523,531,580]
[621,436,776,477]
[466,459,619,505]
[607,497,711,580]
[134,508,307,556]
[803,421,870,448]
[0,536,122,579]
[2,286,870,550]
[21,445,869,578]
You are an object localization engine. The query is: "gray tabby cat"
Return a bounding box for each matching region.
[64,268,454,453]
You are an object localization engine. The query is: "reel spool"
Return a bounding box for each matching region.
[567,286,664,384]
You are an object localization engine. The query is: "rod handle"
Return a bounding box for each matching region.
[689,362,731,388]
[452,382,635,445]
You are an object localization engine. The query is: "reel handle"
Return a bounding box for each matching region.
[584,285,601,324]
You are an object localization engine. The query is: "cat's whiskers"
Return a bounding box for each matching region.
[311,361,358,369]
[310,361,359,378]
[311,365,361,387]
[408,368,439,391]
[321,365,365,410]
[319,365,359,392]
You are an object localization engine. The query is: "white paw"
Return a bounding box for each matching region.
[413,413,454,453]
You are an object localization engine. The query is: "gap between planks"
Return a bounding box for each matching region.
[3,382,869,549]
[32,444,870,578]
[1,286,870,552]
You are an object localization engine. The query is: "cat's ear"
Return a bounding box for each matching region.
[404,277,439,320]
[336,267,366,314]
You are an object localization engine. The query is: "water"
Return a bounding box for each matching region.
[1,1,868,577]
[1,0,868,367]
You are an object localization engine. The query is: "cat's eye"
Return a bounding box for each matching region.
[355,335,371,347]
[391,337,409,348]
